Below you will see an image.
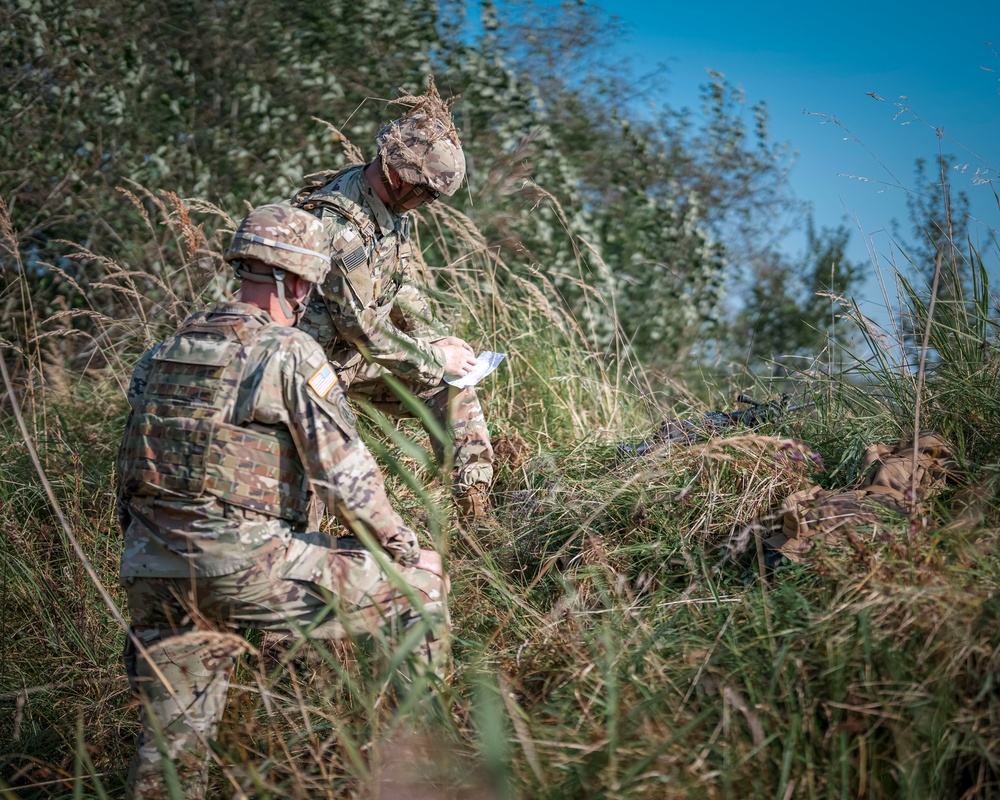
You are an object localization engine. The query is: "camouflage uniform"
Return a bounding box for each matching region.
[293,117,493,504]
[118,206,448,799]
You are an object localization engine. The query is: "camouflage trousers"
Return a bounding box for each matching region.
[341,359,494,496]
[122,533,448,800]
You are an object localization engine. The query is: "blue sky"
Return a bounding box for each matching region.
[595,0,1000,315]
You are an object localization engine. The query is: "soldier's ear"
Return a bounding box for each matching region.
[288,273,314,298]
[385,164,404,190]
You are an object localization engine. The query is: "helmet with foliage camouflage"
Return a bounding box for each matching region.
[224,204,331,284]
[376,115,466,196]
[375,76,466,197]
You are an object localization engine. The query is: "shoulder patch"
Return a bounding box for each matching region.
[307,363,338,398]
[301,343,327,369]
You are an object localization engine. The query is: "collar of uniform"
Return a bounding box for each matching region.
[358,167,404,236]
[209,301,273,324]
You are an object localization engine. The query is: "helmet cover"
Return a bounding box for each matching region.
[224,204,331,284]
[375,76,466,196]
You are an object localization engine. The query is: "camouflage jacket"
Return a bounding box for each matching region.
[117,302,417,578]
[292,164,449,387]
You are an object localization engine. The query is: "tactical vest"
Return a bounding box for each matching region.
[120,309,311,523]
[293,166,408,362]
[292,164,378,251]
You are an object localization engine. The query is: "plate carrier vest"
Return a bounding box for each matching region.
[120,310,311,524]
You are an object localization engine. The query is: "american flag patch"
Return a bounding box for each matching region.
[307,363,337,398]
[340,245,366,273]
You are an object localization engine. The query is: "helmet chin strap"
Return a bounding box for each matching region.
[288,289,313,325]
[379,158,425,213]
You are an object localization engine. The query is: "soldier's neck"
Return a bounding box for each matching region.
[239,284,293,326]
[364,161,392,205]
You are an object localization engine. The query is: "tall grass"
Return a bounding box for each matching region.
[1,166,998,800]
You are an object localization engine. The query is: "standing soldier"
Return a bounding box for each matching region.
[292,79,495,522]
[118,205,448,799]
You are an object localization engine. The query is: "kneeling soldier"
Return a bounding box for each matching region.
[117,204,448,798]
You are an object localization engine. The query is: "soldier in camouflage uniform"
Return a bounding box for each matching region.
[117,205,449,799]
[293,80,494,520]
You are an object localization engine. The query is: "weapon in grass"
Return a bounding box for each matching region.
[617,394,815,458]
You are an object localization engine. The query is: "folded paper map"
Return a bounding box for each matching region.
[445,351,506,389]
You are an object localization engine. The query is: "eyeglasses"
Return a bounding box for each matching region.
[412,184,440,202]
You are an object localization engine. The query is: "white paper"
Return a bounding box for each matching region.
[445,351,506,389]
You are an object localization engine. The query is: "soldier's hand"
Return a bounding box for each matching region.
[439,339,477,379]
[383,525,421,568]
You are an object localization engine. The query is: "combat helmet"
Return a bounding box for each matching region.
[376,77,466,197]
[224,204,331,319]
